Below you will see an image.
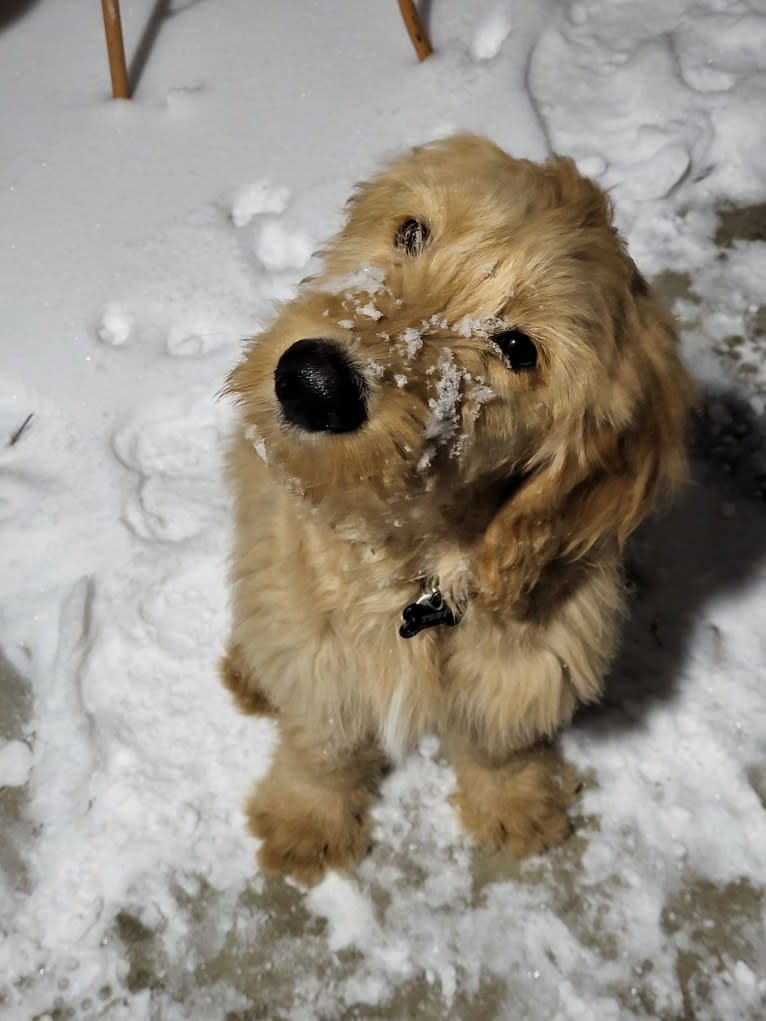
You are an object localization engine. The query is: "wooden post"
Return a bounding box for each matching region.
[398,0,433,61]
[101,0,131,99]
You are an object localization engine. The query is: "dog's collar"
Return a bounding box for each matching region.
[399,588,461,639]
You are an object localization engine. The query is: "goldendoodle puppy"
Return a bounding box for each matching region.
[222,134,693,884]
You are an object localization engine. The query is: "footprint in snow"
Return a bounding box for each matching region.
[254,216,313,273]
[230,178,291,228]
[674,11,766,94]
[611,142,690,201]
[166,321,226,358]
[112,392,232,543]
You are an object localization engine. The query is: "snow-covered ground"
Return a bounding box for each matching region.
[1,1,765,1018]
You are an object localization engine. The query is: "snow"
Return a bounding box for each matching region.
[326,265,388,297]
[2,0,766,1019]
[401,326,423,358]
[470,6,513,62]
[305,874,380,953]
[97,304,133,347]
[230,178,290,228]
[423,351,464,447]
[358,302,383,320]
[254,216,313,272]
[0,742,32,788]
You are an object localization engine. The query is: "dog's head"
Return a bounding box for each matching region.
[227,135,694,601]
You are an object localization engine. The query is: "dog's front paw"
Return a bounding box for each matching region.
[451,755,577,858]
[247,792,370,885]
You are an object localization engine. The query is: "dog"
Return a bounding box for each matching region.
[221,134,693,884]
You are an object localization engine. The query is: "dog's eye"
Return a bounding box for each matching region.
[394,218,430,256]
[492,330,537,371]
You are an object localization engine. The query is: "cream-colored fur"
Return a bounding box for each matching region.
[222,134,694,883]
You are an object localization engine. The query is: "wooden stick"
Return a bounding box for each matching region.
[101,0,131,99]
[397,0,433,61]
[8,413,33,448]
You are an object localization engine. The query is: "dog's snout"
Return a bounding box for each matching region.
[274,338,368,433]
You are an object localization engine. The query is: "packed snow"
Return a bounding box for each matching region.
[97,304,134,348]
[470,6,514,62]
[1,1,765,1019]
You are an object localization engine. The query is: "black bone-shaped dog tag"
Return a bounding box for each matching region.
[399,589,458,639]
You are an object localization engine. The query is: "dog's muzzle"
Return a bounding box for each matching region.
[274,338,368,433]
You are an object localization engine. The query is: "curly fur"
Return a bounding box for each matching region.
[222,134,694,882]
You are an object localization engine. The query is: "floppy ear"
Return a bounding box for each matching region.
[543,155,614,229]
[478,272,695,608]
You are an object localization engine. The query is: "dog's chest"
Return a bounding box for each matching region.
[373,615,448,763]
[379,683,411,763]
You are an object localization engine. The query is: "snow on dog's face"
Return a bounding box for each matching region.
[227,134,692,568]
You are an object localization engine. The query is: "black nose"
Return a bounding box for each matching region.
[274,338,368,433]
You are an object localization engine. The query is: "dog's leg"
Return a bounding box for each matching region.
[219,643,276,717]
[446,739,577,857]
[247,723,383,884]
